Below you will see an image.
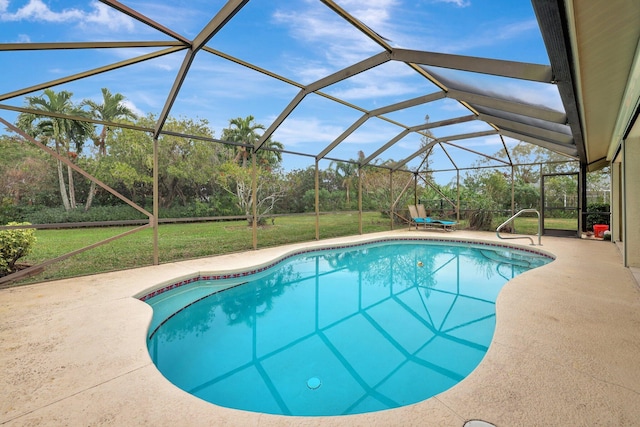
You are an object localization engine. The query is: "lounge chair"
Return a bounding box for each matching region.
[417,204,457,230]
[408,204,457,231]
[408,205,429,229]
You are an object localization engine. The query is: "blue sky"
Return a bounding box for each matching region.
[0,0,567,181]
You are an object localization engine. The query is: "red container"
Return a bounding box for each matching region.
[593,224,609,238]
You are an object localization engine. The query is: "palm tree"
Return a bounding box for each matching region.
[17,89,92,211]
[221,116,265,168]
[331,161,356,205]
[82,88,137,210]
[330,151,365,206]
[256,137,284,171]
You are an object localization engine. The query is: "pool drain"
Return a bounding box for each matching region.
[463,421,496,427]
[307,377,321,390]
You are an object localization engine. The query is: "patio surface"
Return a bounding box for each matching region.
[1,230,639,426]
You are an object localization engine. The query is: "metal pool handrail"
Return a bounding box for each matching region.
[496,209,542,246]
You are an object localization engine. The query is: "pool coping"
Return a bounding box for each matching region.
[1,230,639,426]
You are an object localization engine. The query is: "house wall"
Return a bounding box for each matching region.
[611,162,623,242]
[623,122,640,267]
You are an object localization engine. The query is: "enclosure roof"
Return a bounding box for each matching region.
[550,0,640,170]
[1,0,638,172]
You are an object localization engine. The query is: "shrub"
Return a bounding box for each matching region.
[21,204,242,225]
[469,209,493,231]
[24,205,148,224]
[0,198,20,224]
[0,222,37,277]
[586,202,610,230]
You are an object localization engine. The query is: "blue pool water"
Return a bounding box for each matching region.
[144,240,552,416]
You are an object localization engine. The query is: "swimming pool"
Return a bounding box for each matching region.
[142,238,553,416]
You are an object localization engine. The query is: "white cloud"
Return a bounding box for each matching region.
[272,1,395,71]
[438,98,469,113]
[449,135,503,148]
[495,19,539,42]
[80,2,134,32]
[502,81,564,111]
[338,0,398,28]
[432,0,471,7]
[435,19,539,53]
[121,99,145,118]
[271,115,399,155]
[0,0,82,22]
[328,79,416,101]
[272,117,346,147]
[0,0,135,31]
[284,58,334,84]
[129,90,164,111]
[317,57,418,102]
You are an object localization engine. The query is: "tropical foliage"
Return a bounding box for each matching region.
[2,89,611,230]
[17,89,93,211]
[81,88,137,211]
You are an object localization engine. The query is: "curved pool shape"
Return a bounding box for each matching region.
[141,239,553,416]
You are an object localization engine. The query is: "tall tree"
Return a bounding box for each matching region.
[97,120,154,206]
[82,88,137,211]
[361,167,414,214]
[215,161,285,225]
[255,137,284,171]
[217,116,289,222]
[330,151,365,207]
[280,167,316,213]
[17,89,92,211]
[157,116,222,207]
[221,116,265,168]
[95,114,224,210]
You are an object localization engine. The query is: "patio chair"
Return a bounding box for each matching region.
[416,204,457,231]
[407,204,429,229]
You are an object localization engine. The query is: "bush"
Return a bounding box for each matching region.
[469,209,493,231]
[20,203,242,225]
[0,198,21,224]
[23,205,148,224]
[586,202,610,230]
[0,222,37,277]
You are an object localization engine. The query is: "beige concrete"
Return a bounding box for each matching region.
[1,230,639,426]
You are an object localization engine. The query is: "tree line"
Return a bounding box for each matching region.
[0,88,610,226]
[1,88,419,224]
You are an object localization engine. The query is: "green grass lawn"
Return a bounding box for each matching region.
[502,216,577,234]
[12,212,576,285]
[16,212,392,284]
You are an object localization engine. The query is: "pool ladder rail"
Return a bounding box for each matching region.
[496,209,542,246]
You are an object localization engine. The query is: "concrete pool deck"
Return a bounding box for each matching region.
[1,230,639,426]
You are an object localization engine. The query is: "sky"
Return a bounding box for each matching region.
[0,0,569,182]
